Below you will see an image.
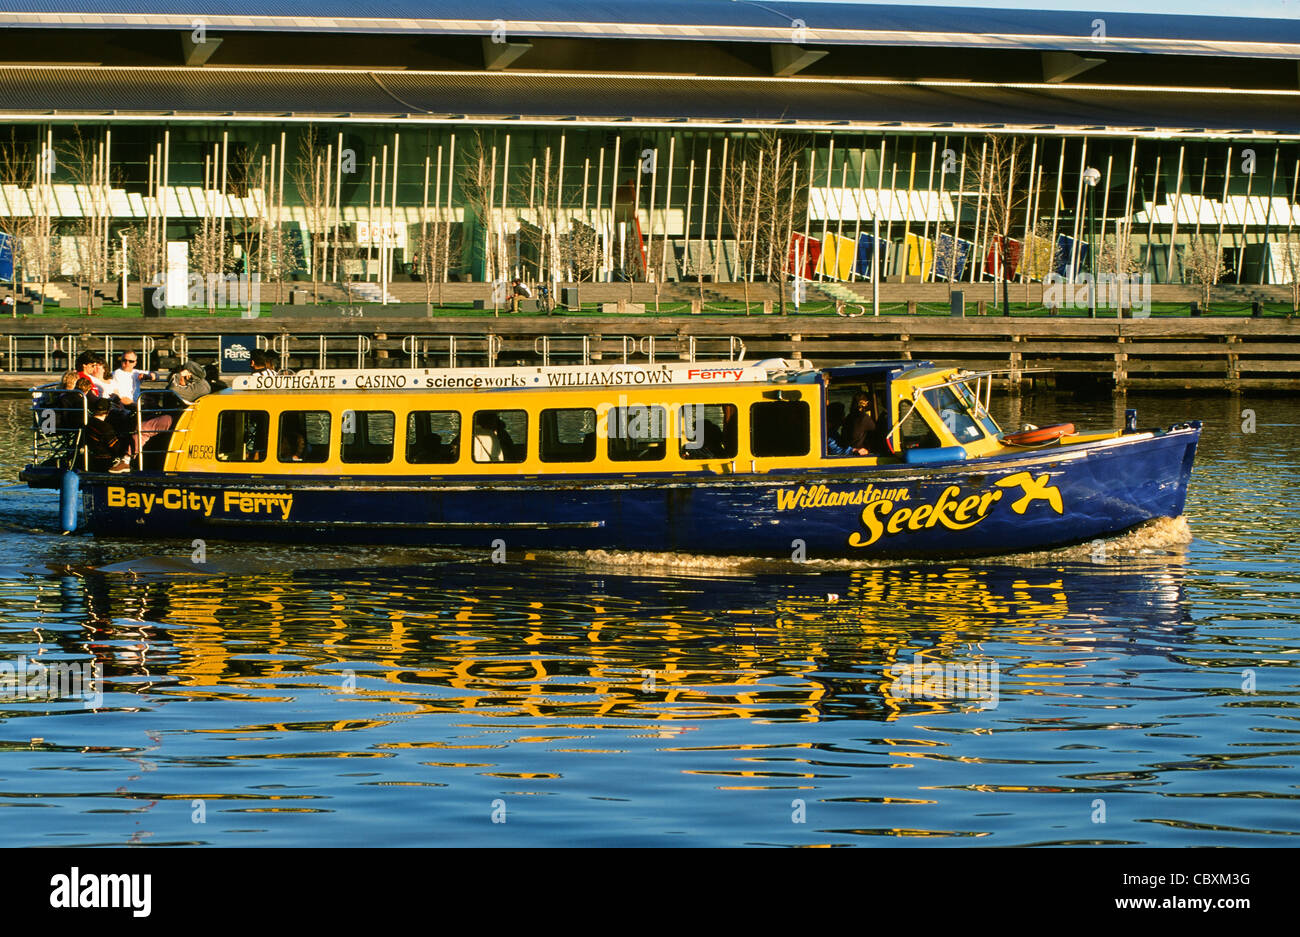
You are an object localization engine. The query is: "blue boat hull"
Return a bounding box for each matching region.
[68,425,1199,559]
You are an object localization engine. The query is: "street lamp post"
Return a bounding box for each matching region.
[1083,166,1101,317]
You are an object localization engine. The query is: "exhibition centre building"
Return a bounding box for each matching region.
[1,0,1299,295]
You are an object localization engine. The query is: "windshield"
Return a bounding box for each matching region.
[924,385,986,443]
[951,379,1001,437]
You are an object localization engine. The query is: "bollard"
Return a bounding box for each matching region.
[950,290,965,317]
[1251,301,1263,318]
[1190,301,1201,317]
[59,469,79,534]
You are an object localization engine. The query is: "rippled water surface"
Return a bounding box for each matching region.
[0,393,1296,846]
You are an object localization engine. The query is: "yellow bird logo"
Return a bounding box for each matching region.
[996,472,1064,515]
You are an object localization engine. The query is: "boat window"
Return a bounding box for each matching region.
[680,404,738,460]
[215,410,269,462]
[923,386,984,442]
[540,408,597,463]
[896,399,941,450]
[952,380,1001,437]
[750,400,810,457]
[406,410,461,464]
[472,409,527,464]
[278,411,331,463]
[607,405,668,462]
[341,410,395,464]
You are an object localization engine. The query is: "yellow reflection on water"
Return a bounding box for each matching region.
[60,551,1188,732]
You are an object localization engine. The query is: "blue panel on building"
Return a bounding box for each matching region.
[1054,234,1090,279]
[934,233,972,282]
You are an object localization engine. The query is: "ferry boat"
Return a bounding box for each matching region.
[21,358,1200,559]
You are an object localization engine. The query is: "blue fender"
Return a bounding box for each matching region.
[59,470,80,534]
[903,445,967,465]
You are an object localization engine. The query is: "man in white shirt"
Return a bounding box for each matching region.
[109,350,156,404]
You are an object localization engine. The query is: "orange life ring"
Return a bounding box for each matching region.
[1002,423,1075,446]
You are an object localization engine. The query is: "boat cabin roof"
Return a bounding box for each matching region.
[225,358,821,394]
[821,360,936,381]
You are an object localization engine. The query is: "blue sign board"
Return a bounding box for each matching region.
[0,232,13,283]
[220,335,257,374]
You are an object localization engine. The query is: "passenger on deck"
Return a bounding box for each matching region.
[75,351,114,398]
[250,349,278,377]
[51,375,91,432]
[168,360,211,403]
[109,350,156,404]
[85,398,132,473]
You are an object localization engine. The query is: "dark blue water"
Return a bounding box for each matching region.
[0,394,1295,846]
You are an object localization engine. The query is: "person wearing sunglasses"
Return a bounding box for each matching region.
[108,350,157,405]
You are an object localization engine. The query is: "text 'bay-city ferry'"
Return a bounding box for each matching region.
[22,357,1201,559]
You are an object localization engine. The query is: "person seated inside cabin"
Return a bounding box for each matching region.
[683,404,738,460]
[837,391,879,453]
[473,412,507,462]
[85,397,133,474]
[825,400,868,457]
[280,430,308,462]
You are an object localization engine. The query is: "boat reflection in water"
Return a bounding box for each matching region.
[45,529,1194,729]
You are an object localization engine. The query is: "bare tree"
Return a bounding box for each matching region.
[1277,233,1300,314]
[458,130,502,287]
[228,142,263,283]
[973,135,1029,315]
[0,130,51,305]
[120,223,162,299]
[1182,234,1224,311]
[561,220,599,283]
[58,127,113,315]
[721,132,806,316]
[290,125,331,304]
[189,146,233,315]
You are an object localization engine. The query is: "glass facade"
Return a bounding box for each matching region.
[2,122,1298,291]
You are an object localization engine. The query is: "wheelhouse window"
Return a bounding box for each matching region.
[216,410,269,462]
[923,386,984,443]
[472,409,527,463]
[540,408,596,463]
[750,400,810,457]
[680,404,737,460]
[341,410,395,464]
[896,400,941,450]
[607,404,667,462]
[407,410,461,464]
[278,410,331,463]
